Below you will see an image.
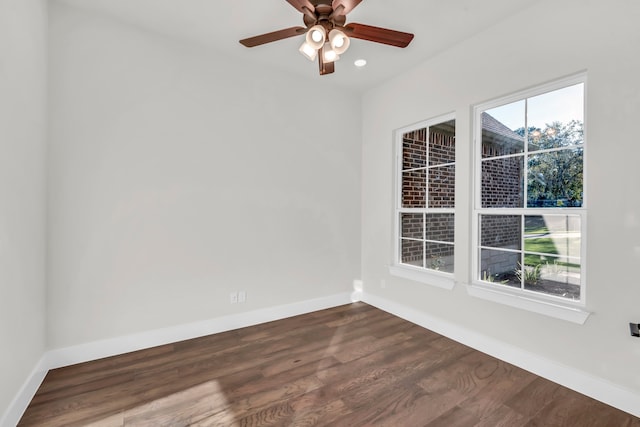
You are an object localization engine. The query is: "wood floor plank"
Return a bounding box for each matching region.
[18,302,640,426]
[426,405,481,427]
[473,404,531,427]
[315,384,430,427]
[456,369,537,421]
[123,379,231,427]
[504,376,569,419]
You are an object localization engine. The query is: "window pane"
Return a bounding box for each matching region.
[479,248,520,287]
[401,213,423,239]
[426,213,454,243]
[527,148,583,207]
[481,101,525,159]
[527,83,584,152]
[476,77,586,304]
[429,120,456,165]
[480,215,521,250]
[522,256,580,300]
[524,215,581,259]
[402,169,426,208]
[402,128,427,170]
[401,239,423,267]
[426,242,454,273]
[429,165,455,208]
[481,156,524,208]
[397,116,456,276]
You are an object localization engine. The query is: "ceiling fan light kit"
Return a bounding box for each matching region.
[329,28,350,54]
[298,41,318,60]
[322,43,339,62]
[305,24,326,49]
[239,0,414,76]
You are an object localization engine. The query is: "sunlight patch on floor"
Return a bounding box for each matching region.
[85,380,239,426]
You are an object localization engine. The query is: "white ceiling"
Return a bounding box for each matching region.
[56,0,540,93]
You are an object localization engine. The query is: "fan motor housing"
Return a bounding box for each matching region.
[304,2,344,27]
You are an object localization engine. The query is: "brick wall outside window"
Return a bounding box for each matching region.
[400,124,455,268]
[478,114,525,277]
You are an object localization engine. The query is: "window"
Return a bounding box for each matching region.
[391,114,456,289]
[471,74,588,322]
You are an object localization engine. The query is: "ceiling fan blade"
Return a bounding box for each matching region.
[239,26,306,48]
[285,0,315,14]
[332,0,363,16]
[302,6,318,26]
[328,5,346,26]
[344,23,414,48]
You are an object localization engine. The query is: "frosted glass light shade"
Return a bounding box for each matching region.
[305,25,326,50]
[323,44,339,63]
[299,42,318,61]
[329,29,350,55]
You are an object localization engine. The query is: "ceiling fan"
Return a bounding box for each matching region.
[239,0,414,75]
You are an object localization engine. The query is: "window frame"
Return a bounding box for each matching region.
[390,112,456,290]
[470,73,590,323]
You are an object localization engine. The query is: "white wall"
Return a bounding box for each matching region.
[47,3,362,348]
[0,0,48,419]
[362,0,640,394]
[5,0,639,420]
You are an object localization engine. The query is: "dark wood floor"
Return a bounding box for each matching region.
[19,303,640,426]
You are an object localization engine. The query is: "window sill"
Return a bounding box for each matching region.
[389,265,455,290]
[467,282,591,324]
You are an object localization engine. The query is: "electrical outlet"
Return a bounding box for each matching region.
[230,292,238,304]
[238,291,246,303]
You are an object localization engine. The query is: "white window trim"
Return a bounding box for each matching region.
[467,283,590,324]
[389,265,455,290]
[469,73,591,324]
[391,112,456,291]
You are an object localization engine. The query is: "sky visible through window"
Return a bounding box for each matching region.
[486,83,584,131]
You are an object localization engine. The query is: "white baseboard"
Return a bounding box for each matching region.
[1,292,354,426]
[46,292,355,369]
[0,356,48,427]
[361,291,640,419]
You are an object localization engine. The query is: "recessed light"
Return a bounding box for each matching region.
[354,59,367,68]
